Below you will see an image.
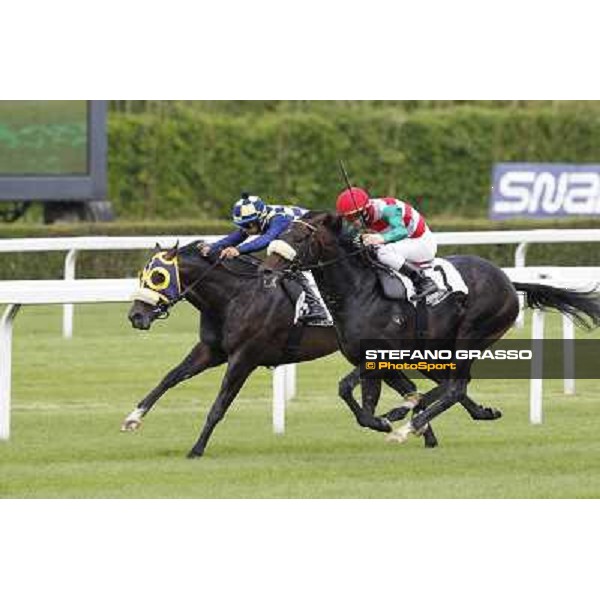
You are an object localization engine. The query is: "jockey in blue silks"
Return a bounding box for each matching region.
[202,193,329,325]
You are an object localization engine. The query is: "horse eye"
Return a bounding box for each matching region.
[150,271,166,286]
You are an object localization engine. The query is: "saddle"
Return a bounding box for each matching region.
[377,270,408,301]
[376,258,468,307]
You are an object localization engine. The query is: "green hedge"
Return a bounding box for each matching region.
[106,104,600,221]
[1,217,600,280]
[398,106,600,216]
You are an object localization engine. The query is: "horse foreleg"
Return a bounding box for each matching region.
[400,363,500,432]
[387,378,468,444]
[424,377,502,421]
[411,403,439,449]
[341,368,407,415]
[338,367,361,406]
[423,356,502,421]
[379,372,424,422]
[337,372,392,433]
[459,394,502,421]
[187,352,257,458]
[121,342,226,432]
[361,377,382,415]
[380,374,439,448]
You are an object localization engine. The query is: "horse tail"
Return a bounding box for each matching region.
[513,282,600,331]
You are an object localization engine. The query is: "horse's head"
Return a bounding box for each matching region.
[128,242,182,330]
[261,212,343,282]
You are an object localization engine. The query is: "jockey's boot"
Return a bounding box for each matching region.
[399,263,438,302]
[297,274,330,325]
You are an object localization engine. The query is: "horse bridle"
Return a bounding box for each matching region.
[278,219,368,273]
[147,249,267,320]
[147,255,224,320]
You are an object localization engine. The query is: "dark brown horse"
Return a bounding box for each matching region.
[262,212,600,444]
[124,241,436,457]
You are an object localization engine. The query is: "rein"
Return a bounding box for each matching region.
[283,219,368,272]
[152,252,269,319]
[218,256,264,278]
[295,246,367,271]
[151,257,224,319]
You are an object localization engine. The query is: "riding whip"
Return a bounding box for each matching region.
[338,159,368,230]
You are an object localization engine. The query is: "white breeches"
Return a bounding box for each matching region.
[375,229,437,271]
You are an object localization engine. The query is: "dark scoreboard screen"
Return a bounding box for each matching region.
[0,101,88,175]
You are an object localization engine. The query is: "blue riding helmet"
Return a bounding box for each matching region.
[232,194,266,229]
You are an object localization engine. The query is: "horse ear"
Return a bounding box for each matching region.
[165,240,179,260]
[154,242,161,252]
[323,212,342,234]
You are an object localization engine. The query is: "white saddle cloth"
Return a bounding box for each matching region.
[293,271,333,325]
[399,258,469,306]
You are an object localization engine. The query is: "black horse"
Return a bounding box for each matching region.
[262,212,600,443]
[125,241,436,457]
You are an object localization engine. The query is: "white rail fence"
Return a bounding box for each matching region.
[0,277,296,441]
[434,229,600,327]
[2,229,599,337]
[0,235,208,338]
[1,230,599,440]
[503,266,600,423]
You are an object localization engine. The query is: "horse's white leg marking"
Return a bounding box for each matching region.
[385,421,416,444]
[401,391,422,410]
[120,407,146,432]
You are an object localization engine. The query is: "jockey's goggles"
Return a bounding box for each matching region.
[342,209,365,222]
[237,219,260,231]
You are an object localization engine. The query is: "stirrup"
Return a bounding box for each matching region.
[302,301,331,327]
[410,280,438,302]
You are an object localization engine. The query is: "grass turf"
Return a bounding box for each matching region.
[1,303,599,498]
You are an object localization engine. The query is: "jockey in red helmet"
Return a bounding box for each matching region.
[336,187,438,301]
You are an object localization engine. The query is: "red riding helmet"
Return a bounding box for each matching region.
[336,187,370,218]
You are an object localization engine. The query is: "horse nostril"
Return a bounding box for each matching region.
[130,313,144,329]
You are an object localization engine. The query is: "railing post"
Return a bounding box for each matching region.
[515,242,529,329]
[63,249,78,338]
[284,364,297,401]
[272,367,286,434]
[530,308,544,424]
[563,314,575,395]
[0,304,21,440]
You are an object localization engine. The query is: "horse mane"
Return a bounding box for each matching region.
[302,211,372,262]
[176,239,263,274]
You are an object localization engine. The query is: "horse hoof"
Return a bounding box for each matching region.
[121,408,145,432]
[378,418,393,433]
[120,419,142,432]
[186,450,204,459]
[477,406,502,420]
[385,423,415,444]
